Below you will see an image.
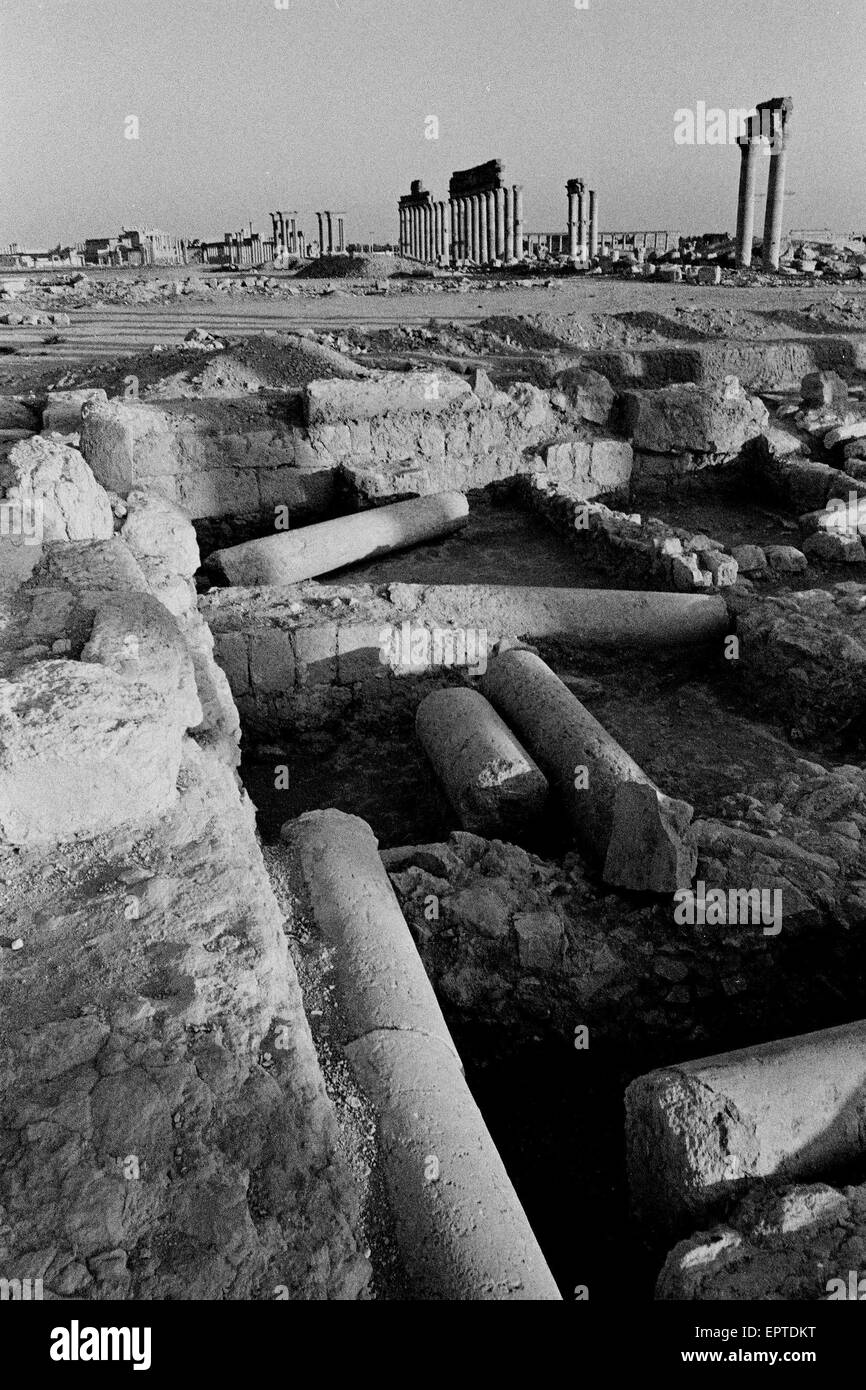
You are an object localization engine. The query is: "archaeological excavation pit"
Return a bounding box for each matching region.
[5,275,866,1313]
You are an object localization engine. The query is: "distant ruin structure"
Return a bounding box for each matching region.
[735,96,793,271]
[270,211,305,259]
[398,159,523,266]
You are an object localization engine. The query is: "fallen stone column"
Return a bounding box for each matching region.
[282,809,561,1301]
[626,1019,866,1228]
[481,649,697,892]
[207,491,469,587]
[416,687,549,836]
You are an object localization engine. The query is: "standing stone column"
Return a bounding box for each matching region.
[578,186,589,260]
[503,185,515,262]
[297,232,306,259]
[567,185,579,259]
[435,203,443,260]
[316,212,324,257]
[449,198,459,263]
[424,204,433,261]
[470,195,481,263]
[512,185,524,261]
[462,197,472,261]
[413,206,421,259]
[325,212,334,256]
[478,192,489,265]
[485,189,496,263]
[762,132,790,271]
[589,190,599,259]
[441,201,451,263]
[735,130,760,267]
[494,187,505,260]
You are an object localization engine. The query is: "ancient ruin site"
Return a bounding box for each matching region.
[2,2,866,1342]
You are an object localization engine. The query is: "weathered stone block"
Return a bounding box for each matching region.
[0,659,183,845]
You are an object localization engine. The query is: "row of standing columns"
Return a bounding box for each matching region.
[399,186,524,265]
[315,211,346,257]
[566,181,599,261]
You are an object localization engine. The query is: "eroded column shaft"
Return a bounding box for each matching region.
[207,491,469,587]
[281,809,562,1301]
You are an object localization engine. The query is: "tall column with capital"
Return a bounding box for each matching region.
[449,199,459,262]
[577,185,588,260]
[462,197,471,260]
[567,183,578,259]
[316,212,324,257]
[512,185,524,261]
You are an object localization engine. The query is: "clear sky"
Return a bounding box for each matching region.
[1,0,863,249]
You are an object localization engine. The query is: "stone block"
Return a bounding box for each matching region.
[0,659,183,846]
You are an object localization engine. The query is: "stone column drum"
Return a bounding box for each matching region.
[416,687,549,836]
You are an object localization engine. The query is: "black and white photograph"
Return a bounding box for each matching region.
[0,0,864,1363]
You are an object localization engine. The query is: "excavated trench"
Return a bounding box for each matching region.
[203,481,866,1298]
[153,316,866,1298]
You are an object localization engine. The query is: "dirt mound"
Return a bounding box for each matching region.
[294,253,412,280]
[46,332,354,400]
